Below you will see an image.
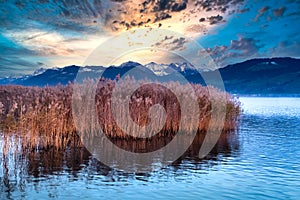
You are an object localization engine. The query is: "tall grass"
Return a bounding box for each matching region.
[0,77,241,150]
[0,84,77,150]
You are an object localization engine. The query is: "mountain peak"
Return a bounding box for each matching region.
[0,57,299,95]
[119,61,142,68]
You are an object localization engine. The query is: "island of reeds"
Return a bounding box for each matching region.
[0,77,241,152]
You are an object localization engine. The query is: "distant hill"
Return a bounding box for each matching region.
[217,57,300,95]
[0,57,299,96]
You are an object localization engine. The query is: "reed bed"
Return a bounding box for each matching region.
[0,77,241,150]
[76,78,241,139]
[0,84,78,150]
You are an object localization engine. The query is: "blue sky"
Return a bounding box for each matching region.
[0,0,299,77]
[198,0,300,66]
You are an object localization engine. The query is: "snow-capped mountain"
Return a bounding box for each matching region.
[144,62,200,76]
[144,62,171,76]
[0,58,300,95]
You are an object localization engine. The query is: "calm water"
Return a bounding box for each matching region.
[1,97,300,200]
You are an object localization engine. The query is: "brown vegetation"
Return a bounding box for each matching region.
[0,77,241,150]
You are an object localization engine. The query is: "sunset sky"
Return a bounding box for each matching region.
[0,0,300,77]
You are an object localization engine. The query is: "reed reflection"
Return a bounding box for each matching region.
[1,130,239,198]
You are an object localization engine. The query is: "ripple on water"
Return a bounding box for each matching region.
[1,97,300,199]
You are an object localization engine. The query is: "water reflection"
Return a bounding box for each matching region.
[0,131,239,199]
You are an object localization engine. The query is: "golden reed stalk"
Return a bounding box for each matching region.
[0,77,241,150]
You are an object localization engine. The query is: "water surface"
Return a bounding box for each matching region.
[1,97,300,199]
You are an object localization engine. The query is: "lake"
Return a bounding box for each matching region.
[1,97,300,200]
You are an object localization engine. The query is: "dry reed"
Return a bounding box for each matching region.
[0,77,241,150]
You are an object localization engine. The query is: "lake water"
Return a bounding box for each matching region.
[1,97,300,200]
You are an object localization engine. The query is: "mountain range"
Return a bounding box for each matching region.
[1,57,299,96]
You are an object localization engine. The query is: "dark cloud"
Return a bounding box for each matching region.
[254,6,270,21]
[230,37,260,55]
[199,37,262,66]
[108,0,188,30]
[195,0,244,13]
[154,12,172,23]
[273,6,286,17]
[238,8,250,13]
[107,0,244,31]
[202,45,228,64]
[258,6,270,13]
[199,17,206,22]
[0,55,40,77]
[207,15,224,25]
[0,56,37,69]
[153,36,187,51]
[170,37,187,51]
[142,0,188,12]
[0,0,106,33]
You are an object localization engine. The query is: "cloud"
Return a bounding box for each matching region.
[238,8,250,13]
[269,41,300,57]
[254,6,270,22]
[195,0,244,13]
[185,24,208,34]
[259,6,270,13]
[154,12,172,23]
[207,15,224,25]
[0,0,107,34]
[106,0,187,31]
[230,37,260,55]
[153,36,187,51]
[0,54,41,77]
[150,0,188,12]
[199,37,262,67]
[4,30,82,56]
[0,34,48,76]
[0,0,246,76]
[273,6,286,17]
[106,0,244,32]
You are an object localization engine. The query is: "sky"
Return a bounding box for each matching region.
[0,0,300,77]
